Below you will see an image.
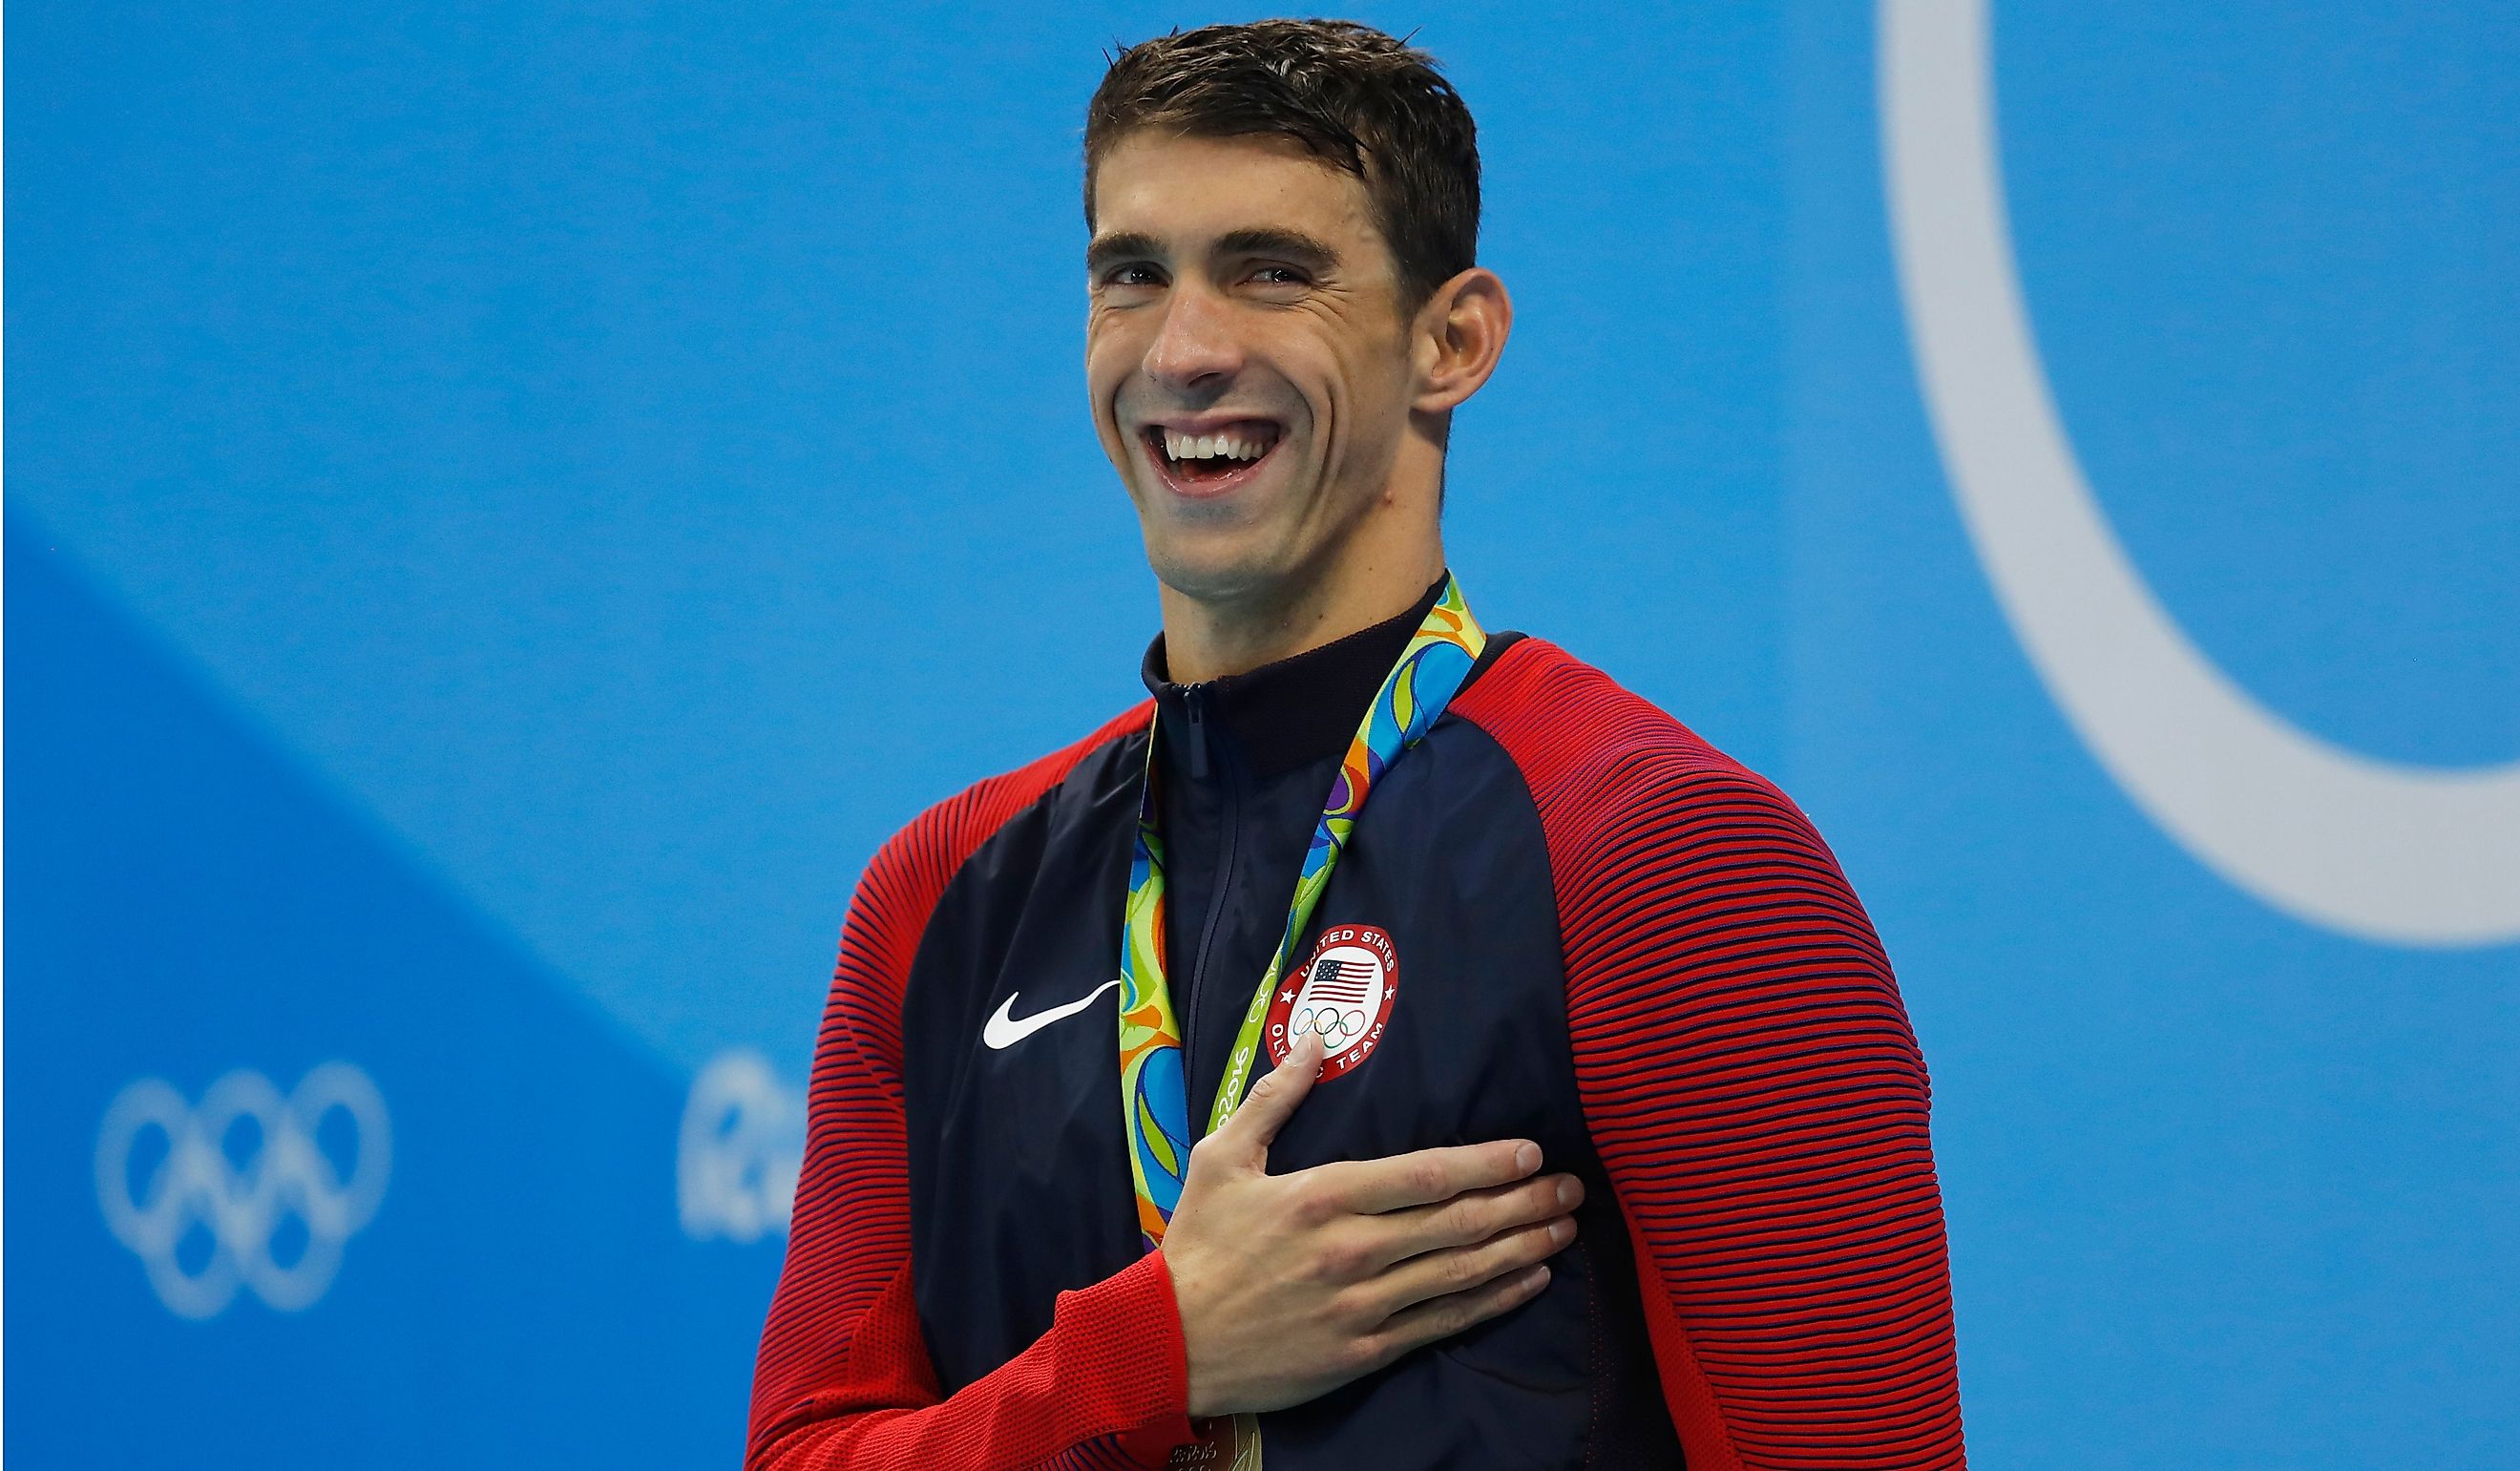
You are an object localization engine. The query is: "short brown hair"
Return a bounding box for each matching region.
[1083,19,1480,313]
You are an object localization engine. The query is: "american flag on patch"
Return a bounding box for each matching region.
[1306,956,1378,1003]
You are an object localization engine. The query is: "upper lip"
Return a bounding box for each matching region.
[1136,412,1284,438]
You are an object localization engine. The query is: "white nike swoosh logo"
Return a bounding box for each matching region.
[981,980,1122,1050]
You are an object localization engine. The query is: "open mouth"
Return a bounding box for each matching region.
[1141,422,1282,494]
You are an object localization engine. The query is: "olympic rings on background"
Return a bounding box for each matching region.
[678,1049,804,1245]
[94,1062,391,1319]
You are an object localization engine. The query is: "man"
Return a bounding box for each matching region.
[749,20,1964,1470]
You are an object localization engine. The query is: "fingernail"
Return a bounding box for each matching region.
[1525,1265,1550,1290]
[1549,1217,1575,1247]
[1514,1142,1541,1174]
[1556,1178,1581,1209]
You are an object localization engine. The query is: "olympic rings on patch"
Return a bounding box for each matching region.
[94,1062,391,1319]
[1291,1006,1365,1046]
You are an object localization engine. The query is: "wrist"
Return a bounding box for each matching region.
[1044,1250,1196,1454]
[1149,1247,1214,1419]
[1136,1249,1202,1426]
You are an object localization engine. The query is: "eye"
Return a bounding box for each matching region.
[1097,263,1166,289]
[1249,265,1311,286]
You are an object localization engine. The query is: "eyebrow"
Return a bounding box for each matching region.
[1084,227,1343,275]
[1085,231,1162,275]
[1214,228,1340,271]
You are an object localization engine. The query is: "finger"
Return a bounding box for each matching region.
[1359,1262,1553,1371]
[1213,1028,1324,1162]
[1368,1216,1574,1318]
[1364,1173,1584,1267]
[1312,1137,1542,1215]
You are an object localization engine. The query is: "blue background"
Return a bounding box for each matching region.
[7,3,2513,1465]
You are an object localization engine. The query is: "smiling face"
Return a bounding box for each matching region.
[1086,131,1429,618]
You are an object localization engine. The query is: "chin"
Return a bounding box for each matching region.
[1141,535,1307,607]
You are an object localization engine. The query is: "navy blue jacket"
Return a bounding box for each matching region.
[749,582,1967,1470]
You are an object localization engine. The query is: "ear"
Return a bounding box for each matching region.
[1409,266,1514,413]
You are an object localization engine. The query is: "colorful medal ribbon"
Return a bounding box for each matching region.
[1117,576,1488,1250]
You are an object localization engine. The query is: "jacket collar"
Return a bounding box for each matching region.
[1140,574,1451,782]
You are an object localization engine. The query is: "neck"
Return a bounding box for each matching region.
[1159,538,1446,683]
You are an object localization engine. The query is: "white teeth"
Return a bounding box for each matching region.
[1157,428,1274,464]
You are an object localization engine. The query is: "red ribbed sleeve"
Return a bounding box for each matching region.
[746,704,1199,1471]
[1456,641,1966,1470]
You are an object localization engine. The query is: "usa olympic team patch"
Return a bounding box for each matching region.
[1265,924,1398,1079]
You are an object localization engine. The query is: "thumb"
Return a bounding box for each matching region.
[1219,1029,1324,1165]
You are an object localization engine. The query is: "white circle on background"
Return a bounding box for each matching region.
[1879,0,2520,947]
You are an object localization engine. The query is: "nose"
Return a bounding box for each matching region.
[1142,281,1244,394]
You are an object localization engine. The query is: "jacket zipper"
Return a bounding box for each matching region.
[1184,684,1210,780]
